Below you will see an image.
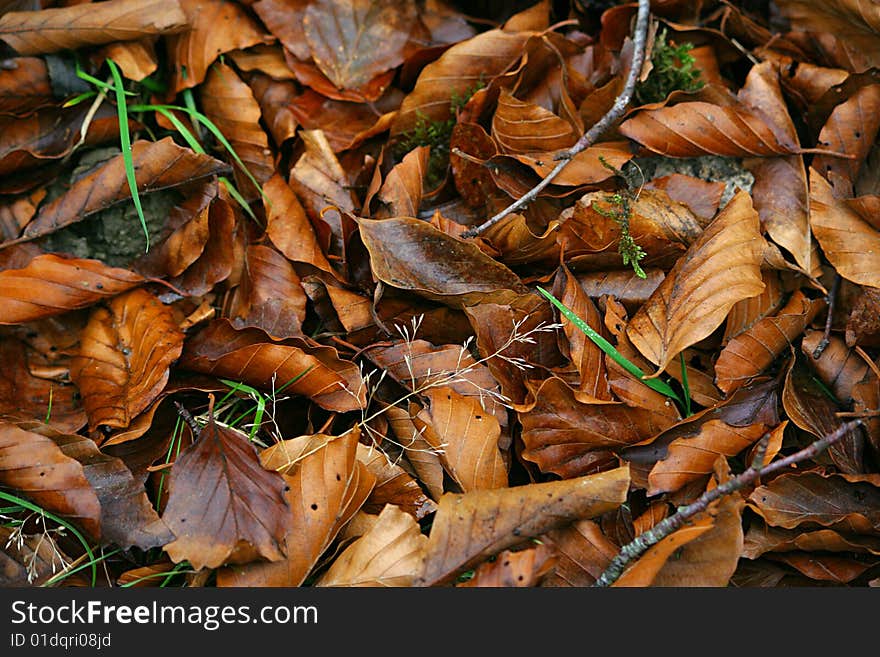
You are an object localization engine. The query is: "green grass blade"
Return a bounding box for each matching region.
[0,490,98,586]
[220,379,266,442]
[679,351,692,417]
[537,286,683,404]
[106,58,150,252]
[62,90,98,108]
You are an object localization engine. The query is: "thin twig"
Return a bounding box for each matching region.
[812,273,841,359]
[593,419,864,587]
[461,0,651,239]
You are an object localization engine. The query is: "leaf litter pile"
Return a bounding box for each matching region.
[1,0,879,589]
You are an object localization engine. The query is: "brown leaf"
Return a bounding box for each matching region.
[617,461,744,587]
[558,188,704,272]
[21,421,173,550]
[768,552,876,583]
[167,0,271,93]
[0,56,52,116]
[846,285,880,347]
[263,173,335,276]
[0,104,122,180]
[519,376,677,479]
[619,100,803,157]
[644,174,725,223]
[0,0,187,56]
[23,138,231,241]
[315,504,427,587]
[810,168,880,288]
[218,430,376,586]
[200,62,275,200]
[744,520,880,559]
[540,519,620,587]
[722,269,785,343]
[492,88,579,154]
[647,420,770,495]
[372,146,429,218]
[783,353,865,474]
[745,156,816,275]
[303,0,417,92]
[247,72,300,148]
[356,444,437,520]
[253,0,309,60]
[417,387,507,492]
[575,270,665,312]
[458,543,556,587]
[357,217,528,308]
[626,190,766,374]
[227,243,307,339]
[714,290,826,394]
[802,330,869,403]
[813,83,880,197]
[69,289,184,433]
[0,254,144,325]
[98,39,159,82]
[748,471,880,533]
[0,338,85,433]
[0,526,74,586]
[0,421,101,539]
[162,415,292,570]
[392,28,531,136]
[383,402,445,500]
[416,465,630,586]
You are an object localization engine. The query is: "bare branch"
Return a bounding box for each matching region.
[461,0,651,239]
[812,273,841,359]
[593,419,865,587]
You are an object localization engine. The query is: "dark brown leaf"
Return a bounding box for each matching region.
[162,415,292,569]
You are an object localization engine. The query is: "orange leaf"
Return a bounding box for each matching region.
[69,289,184,432]
[0,254,144,325]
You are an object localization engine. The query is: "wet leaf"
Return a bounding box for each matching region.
[23,138,230,242]
[357,217,529,307]
[162,415,292,570]
[626,190,766,374]
[0,254,144,325]
[0,0,187,56]
[303,0,417,92]
[416,465,630,586]
[218,430,375,586]
[315,504,427,587]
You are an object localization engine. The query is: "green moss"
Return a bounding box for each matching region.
[591,157,647,278]
[634,28,704,106]
[394,80,486,189]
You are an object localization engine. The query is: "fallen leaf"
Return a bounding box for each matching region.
[162,414,292,570]
[356,444,437,519]
[0,0,187,56]
[0,56,52,116]
[626,190,766,374]
[357,217,529,307]
[714,290,825,394]
[458,543,556,587]
[417,465,630,586]
[768,551,876,583]
[748,471,880,533]
[0,526,74,586]
[23,138,231,242]
[540,519,620,587]
[0,254,144,325]
[217,430,375,586]
[801,330,869,404]
[69,289,184,432]
[303,0,417,92]
[315,504,427,587]
[0,421,101,539]
[252,0,309,60]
